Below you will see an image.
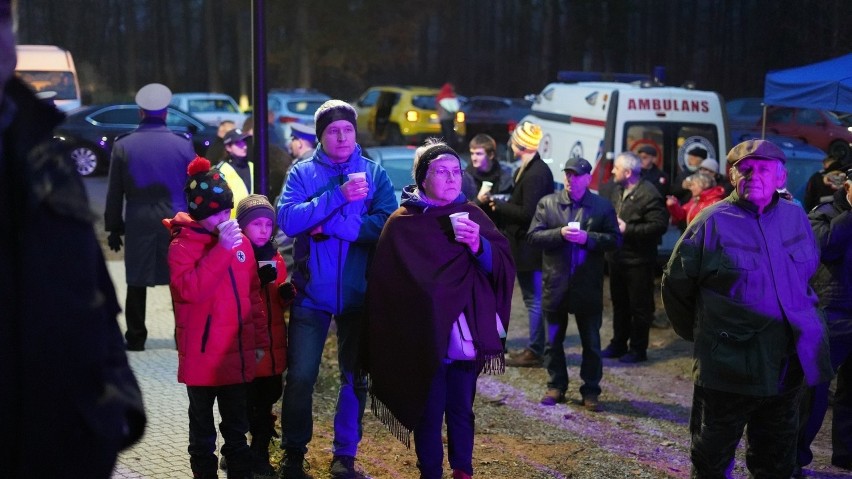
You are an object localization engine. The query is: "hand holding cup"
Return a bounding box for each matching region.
[450,212,481,252]
[477,181,493,203]
[217,219,243,250]
[342,172,369,202]
[562,221,587,244]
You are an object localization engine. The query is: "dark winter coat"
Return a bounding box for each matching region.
[105,118,195,286]
[492,154,554,271]
[0,78,145,477]
[662,191,833,395]
[605,179,669,266]
[528,189,621,314]
[808,189,852,337]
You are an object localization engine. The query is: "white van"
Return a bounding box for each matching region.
[170,92,248,127]
[15,45,81,111]
[523,74,729,192]
[522,72,730,257]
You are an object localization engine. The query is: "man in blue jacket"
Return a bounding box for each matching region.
[277,100,398,479]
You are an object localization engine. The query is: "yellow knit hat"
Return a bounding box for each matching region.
[511,121,543,150]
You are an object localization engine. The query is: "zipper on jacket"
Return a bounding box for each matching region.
[201,314,212,353]
[228,267,246,383]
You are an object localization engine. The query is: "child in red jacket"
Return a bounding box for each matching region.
[163,157,269,479]
[235,194,296,474]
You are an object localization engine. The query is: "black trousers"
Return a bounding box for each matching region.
[608,261,655,353]
[186,383,252,477]
[690,384,801,479]
[248,374,283,460]
[124,285,147,349]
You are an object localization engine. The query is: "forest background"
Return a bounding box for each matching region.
[15,0,851,107]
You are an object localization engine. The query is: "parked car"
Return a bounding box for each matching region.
[55,104,218,176]
[461,95,532,144]
[758,106,852,160]
[267,88,331,144]
[725,97,765,126]
[363,145,417,201]
[353,86,464,146]
[170,92,248,127]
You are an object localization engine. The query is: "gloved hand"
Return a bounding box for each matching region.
[278,282,297,305]
[258,264,276,286]
[107,231,123,252]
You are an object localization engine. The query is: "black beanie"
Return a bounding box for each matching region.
[314,99,357,139]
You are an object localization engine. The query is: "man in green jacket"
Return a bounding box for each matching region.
[662,139,833,478]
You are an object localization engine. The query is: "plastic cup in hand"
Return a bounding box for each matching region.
[567,221,580,232]
[449,212,469,235]
[479,181,493,196]
[258,260,277,273]
[348,172,366,182]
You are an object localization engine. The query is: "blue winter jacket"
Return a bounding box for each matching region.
[277,144,398,315]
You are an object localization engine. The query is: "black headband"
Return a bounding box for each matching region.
[414,144,461,189]
[315,107,357,138]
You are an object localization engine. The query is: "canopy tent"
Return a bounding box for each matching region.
[763,53,852,113]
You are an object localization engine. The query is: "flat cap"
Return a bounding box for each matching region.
[223,128,250,145]
[562,157,592,175]
[726,139,786,165]
[637,145,657,156]
[135,83,172,111]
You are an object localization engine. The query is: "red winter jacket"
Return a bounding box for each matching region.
[255,251,289,377]
[667,185,726,226]
[163,212,269,386]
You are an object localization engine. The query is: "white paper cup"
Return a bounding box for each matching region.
[567,221,580,231]
[449,212,469,234]
[258,260,277,272]
[479,181,493,196]
[347,172,366,181]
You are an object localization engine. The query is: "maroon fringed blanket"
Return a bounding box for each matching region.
[364,201,515,446]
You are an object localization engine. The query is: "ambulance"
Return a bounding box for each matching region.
[522,72,729,192]
[521,71,730,258]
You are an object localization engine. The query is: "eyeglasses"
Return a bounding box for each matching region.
[428,167,463,180]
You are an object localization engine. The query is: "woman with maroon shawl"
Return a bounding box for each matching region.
[364,140,515,479]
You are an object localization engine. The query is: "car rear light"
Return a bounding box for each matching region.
[405,110,419,122]
[507,120,518,133]
[278,116,298,123]
[455,111,465,123]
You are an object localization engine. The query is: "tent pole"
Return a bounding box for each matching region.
[761,104,767,139]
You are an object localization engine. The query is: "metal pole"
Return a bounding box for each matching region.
[251,0,268,196]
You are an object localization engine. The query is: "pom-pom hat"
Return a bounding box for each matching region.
[184,156,233,220]
[511,121,543,151]
[236,194,275,229]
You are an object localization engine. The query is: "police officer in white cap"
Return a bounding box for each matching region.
[105,83,196,351]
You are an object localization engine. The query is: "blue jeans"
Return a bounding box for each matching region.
[280,305,367,457]
[414,360,478,479]
[516,270,544,356]
[543,309,603,398]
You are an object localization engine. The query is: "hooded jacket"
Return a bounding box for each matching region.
[163,212,269,386]
[277,144,398,315]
